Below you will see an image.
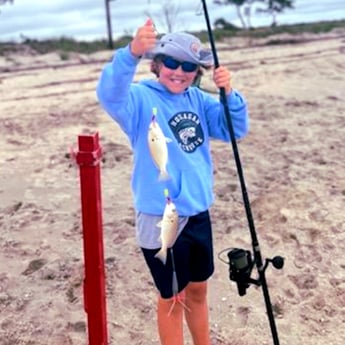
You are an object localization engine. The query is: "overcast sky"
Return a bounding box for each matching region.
[0,0,344,42]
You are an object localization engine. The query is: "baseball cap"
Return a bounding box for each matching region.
[145,32,214,67]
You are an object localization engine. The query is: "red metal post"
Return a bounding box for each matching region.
[76,132,108,345]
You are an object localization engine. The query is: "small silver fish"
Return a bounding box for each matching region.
[148,108,171,180]
[154,196,179,265]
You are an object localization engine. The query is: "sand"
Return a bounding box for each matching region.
[0,29,344,344]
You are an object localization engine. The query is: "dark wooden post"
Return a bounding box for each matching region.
[105,0,114,49]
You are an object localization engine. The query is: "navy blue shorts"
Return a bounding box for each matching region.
[141,210,214,299]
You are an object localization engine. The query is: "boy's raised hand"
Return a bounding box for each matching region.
[130,19,157,58]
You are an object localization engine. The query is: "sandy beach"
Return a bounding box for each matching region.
[0,28,345,344]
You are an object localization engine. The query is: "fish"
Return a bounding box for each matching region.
[154,192,179,265]
[148,107,171,180]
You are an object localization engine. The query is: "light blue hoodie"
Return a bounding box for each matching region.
[97,45,249,217]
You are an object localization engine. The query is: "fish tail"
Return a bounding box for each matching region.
[172,270,178,296]
[155,248,168,265]
[158,170,170,181]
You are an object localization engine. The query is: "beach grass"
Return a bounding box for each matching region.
[0,19,344,56]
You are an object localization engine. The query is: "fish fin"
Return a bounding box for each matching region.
[156,220,162,228]
[165,137,172,143]
[167,298,177,317]
[154,248,167,265]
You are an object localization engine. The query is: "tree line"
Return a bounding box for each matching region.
[111,1,295,47]
[214,0,295,29]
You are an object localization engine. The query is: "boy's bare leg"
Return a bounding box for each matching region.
[184,281,211,345]
[157,293,184,345]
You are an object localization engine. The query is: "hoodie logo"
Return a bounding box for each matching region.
[168,112,204,153]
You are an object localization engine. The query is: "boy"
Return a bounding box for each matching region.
[97,19,249,345]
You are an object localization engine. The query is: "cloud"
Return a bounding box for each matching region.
[0,0,232,41]
[0,0,106,40]
[0,0,149,41]
[0,0,343,42]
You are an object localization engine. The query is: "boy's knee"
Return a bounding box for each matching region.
[185,282,208,302]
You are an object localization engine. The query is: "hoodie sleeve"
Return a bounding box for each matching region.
[203,89,249,141]
[96,44,140,137]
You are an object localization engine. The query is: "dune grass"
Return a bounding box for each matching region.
[0,19,344,56]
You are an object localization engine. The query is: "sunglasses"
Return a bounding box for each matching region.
[162,56,199,73]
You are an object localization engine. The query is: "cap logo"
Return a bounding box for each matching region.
[190,42,200,56]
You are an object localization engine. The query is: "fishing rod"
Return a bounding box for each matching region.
[199,1,284,345]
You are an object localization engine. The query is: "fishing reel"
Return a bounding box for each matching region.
[227,248,284,296]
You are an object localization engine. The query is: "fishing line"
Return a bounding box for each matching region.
[168,248,191,316]
[199,1,284,345]
[170,248,178,295]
